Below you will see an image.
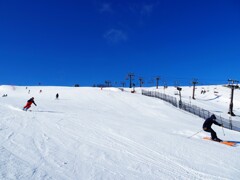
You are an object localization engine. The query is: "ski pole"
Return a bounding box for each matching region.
[221,125,225,136]
[220,116,225,136]
[188,130,203,139]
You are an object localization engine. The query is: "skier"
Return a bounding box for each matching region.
[203,114,222,142]
[56,93,59,99]
[23,97,37,111]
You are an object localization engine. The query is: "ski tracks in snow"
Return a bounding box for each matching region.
[0,107,68,179]
[0,92,234,179]
[89,123,223,179]
[55,118,220,180]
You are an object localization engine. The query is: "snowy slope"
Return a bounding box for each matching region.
[0,85,240,180]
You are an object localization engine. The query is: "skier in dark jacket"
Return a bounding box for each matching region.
[203,114,222,142]
[23,97,37,111]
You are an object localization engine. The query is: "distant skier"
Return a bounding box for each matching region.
[203,114,222,142]
[23,97,37,111]
[56,93,59,99]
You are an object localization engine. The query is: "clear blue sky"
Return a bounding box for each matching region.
[1,0,240,87]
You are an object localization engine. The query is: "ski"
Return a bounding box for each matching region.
[203,137,236,147]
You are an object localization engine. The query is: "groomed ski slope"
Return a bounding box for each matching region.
[0,85,240,180]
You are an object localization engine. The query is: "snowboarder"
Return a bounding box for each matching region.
[56,93,59,99]
[203,114,222,142]
[23,97,37,111]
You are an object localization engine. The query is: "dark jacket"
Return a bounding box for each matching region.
[203,115,221,129]
[27,98,37,106]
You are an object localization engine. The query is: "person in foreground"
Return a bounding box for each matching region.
[203,114,222,142]
[23,97,37,111]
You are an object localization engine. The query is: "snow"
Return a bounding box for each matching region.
[0,85,240,180]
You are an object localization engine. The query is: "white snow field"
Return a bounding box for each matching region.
[0,85,240,180]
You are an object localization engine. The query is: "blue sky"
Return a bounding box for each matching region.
[0,0,240,87]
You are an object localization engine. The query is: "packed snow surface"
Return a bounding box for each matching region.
[0,85,240,180]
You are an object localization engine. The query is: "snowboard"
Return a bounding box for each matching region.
[203,137,236,147]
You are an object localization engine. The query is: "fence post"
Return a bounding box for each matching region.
[229,116,233,130]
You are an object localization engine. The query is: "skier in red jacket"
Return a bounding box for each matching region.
[23,97,37,111]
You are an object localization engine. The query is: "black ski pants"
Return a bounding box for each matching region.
[203,127,218,139]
